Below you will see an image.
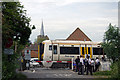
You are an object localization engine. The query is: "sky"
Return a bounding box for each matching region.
[19,0,118,43]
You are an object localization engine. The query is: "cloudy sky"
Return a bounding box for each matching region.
[19,0,118,43]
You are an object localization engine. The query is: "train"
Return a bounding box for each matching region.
[38,40,104,67]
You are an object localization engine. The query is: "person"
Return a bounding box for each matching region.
[75,56,80,72]
[91,58,95,72]
[86,55,93,75]
[84,55,88,72]
[20,56,24,71]
[78,55,84,75]
[95,57,100,72]
[85,54,90,59]
[102,56,106,62]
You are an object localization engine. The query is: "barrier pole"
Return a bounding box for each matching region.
[72,58,73,70]
[38,45,40,60]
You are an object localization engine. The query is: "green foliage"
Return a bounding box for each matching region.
[93,71,111,76]
[35,37,46,44]
[93,60,120,79]
[102,23,120,62]
[96,23,120,79]
[32,25,36,30]
[2,53,27,80]
[2,53,20,80]
[13,73,27,80]
[2,2,32,47]
[34,36,49,44]
[89,24,120,80]
[110,60,120,78]
[2,2,33,80]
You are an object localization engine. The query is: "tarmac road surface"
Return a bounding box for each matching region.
[20,67,108,79]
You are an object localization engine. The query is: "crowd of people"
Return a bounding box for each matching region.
[75,55,101,75]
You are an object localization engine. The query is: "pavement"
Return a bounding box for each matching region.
[19,67,109,79]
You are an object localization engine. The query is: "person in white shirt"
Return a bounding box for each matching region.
[88,57,91,65]
[78,55,84,75]
[86,56,93,75]
[91,59,95,72]
[80,55,84,65]
[84,57,88,72]
[85,54,90,59]
[95,57,100,72]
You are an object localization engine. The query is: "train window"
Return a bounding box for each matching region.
[49,45,52,50]
[53,45,57,54]
[60,47,79,54]
[93,48,103,55]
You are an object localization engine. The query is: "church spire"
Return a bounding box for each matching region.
[40,20,44,36]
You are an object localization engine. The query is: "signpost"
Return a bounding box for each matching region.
[4,49,14,55]
[24,50,31,60]
[24,49,31,70]
[5,38,13,48]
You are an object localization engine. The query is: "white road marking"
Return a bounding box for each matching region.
[53,74,72,77]
[32,69,35,73]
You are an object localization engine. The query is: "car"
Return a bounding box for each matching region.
[30,58,40,67]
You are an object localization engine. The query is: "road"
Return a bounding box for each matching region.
[20,67,108,79]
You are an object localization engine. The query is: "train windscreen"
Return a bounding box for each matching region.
[60,47,79,54]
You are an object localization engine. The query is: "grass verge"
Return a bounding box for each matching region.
[93,71,111,76]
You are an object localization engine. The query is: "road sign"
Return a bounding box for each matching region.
[4,49,14,55]
[25,50,31,60]
[5,38,13,48]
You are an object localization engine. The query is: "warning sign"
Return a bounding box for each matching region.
[24,50,31,60]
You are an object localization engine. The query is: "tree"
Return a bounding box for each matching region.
[34,37,46,44]
[34,35,49,44]
[2,2,34,80]
[2,2,35,48]
[102,23,120,62]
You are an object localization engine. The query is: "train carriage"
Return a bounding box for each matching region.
[38,40,104,68]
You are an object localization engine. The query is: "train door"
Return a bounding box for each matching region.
[80,44,85,58]
[80,44,92,58]
[39,43,44,61]
[87,45,93,58]
[53,45,58,61]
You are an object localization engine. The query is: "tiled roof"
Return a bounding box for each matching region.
[27,43,38,50]
[22,43,38,53]
[31,50,38,58]
[66,28,91,41]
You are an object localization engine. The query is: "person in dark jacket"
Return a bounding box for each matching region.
[75,56,80,72]
[84,54,88,72]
